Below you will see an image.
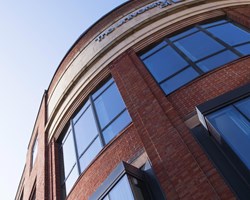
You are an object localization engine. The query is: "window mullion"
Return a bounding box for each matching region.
[78,135,99,159]
[158,65,190,85]
[70,120,81,175]
[165,38,204,75]
[197,23,243,57]
[101,108,127,132]
[93,80,114,101]
[90,96,106,147]
[233,105,250,122]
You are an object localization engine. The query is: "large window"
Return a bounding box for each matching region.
[60,78,132,196]
[140,19,250,94]
[195,86,250,199]
[206,97,250,170]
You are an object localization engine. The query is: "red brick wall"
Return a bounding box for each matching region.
[17,3,250,200]
[21,94,49,200]
[225,5,250,29]
[110,49,237,200]
[63,124,144,200]
[168,56,250,119]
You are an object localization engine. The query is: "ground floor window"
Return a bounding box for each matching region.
[90,161,165,200]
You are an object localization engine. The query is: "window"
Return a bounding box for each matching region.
[60,78,132,196]
[140,19,250,94]
[90,162,155,200]
[31,137,38,168]
[206,97,250,170]
[103,175,143,200]
[195,85,250,199]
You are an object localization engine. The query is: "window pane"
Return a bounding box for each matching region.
[92,78,114,100]
[207,106,250,169]
[236,43,250,55]
[169,27,198,41]
[234,97,250,119]
[62,130,76,177]
[197,50,238,72]
[74,106,99,156]
[142,45,188,82]
[109,175,134,200]
[160,67,199,94]
[79,137,102,172]
[72,100,90,124]
[174,31,224,61]
[207,23,250,46]
[94,83,126,128]
[65,166,78,195]
[140,41,167,59]
[102,110,131,144]
[129,176,146,200]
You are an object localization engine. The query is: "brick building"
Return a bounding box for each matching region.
[15,0,250,199]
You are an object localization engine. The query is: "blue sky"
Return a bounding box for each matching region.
[0,1,128,199]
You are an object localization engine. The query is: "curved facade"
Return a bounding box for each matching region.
[15,0,250,199]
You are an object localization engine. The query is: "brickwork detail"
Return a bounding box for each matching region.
[110,50,237,199]
[66,125,144,200]
[225,5,250,29]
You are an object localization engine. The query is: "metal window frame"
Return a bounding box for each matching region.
[89,162,150,200]
[139,18,250,94]
[195,84,250,175]
[59,77,132,196]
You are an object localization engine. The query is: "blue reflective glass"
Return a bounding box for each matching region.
[140,41,167,59]
[108,175,134,200]
[236,43,250,55]
[73,100,90,124]
[143,45,188,82]
[174,31,224,61]
[92,78,114,100]
[169,27,198,42]
[207,106,250,169]
[74,106,99,156]
[103,110,131,144]
[197,50,238,72]
[200,20,227,29]
[79,137,102,172]
[235,97,250,119]
[65,165,78,195]
[207,23,250,46]
[94,83,126,128]
[160,67,199,94]
[62,130,76,177]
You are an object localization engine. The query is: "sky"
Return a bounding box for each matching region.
[0,1,128,199]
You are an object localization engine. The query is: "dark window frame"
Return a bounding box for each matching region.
[59,77,132,197]
[139,18,250,95]
[195,84,250,199]
[89,162,153,200]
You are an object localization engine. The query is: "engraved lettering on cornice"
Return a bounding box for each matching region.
[95,0,183,42]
